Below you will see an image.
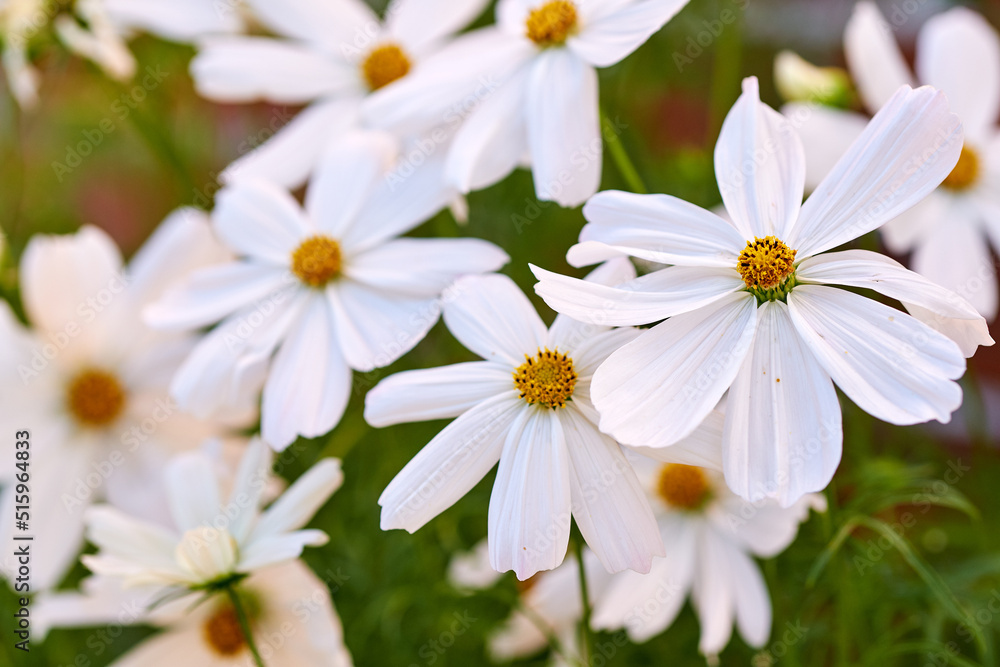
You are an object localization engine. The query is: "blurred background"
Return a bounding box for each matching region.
[1,0,1000,665]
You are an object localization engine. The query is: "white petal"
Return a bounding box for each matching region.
[720,531,771,648]
[345,238,509,298]
[213,181,311,264]
[526,50,601,207]
[796,249,993,356]
[546,257,637,346]
[243,0,377,51]
[715,77,805,240]
[221,98,362,190]
[566,326,642,378]
[531,263,745,326]
[144,263,292,331]
[238,530,329,571]
[782,103,867,191]
[105,0,241,41]
[692,526,735,655]
[443,274,548,366]
[591,291,758,448]
[250,458,342,542]
[191,37,356,103]
[227,439,273,543]
[489,408,572,580]
[568,0,688,67]
[591,516,696,642]
[561,406,663,574]
[573,190,745,267]
[844,1,915,112]
[364,362,514,426]
[912,217,998,321]
[379,392,523,531]
[446,63,531,194]
[84,506,179,571]
[306,131,398,238]
[788,285,965,425]
[789,85,963,257]
[386,0,490,52]
[21,226,123,337]
[164,452,222,532]
[879,191,946,253]
[630,410,726,470]
[714,493,823,558]
[723,301,842,506]
[916,7,1000,136]
[327,282,440,372]
[261,296,352,449]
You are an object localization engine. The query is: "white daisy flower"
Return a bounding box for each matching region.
[591,411,825,658]
[0,0,47,106]
[82,437,341,591]
[532,77,993,506]
[56,0,246,81]
[190,0,490,189]
[367,260,663,581]
[363,0,690,207]
[146,132,508,450]
[787,3,1000,320]
[449,540,610,666]
[36,561,353,666]
[0,212,243,591]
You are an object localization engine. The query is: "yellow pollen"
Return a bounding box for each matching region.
[513,348,577,409]
[656,464,712,511]
[202,605,246,656]
[66,369,126,427]
[291,235,342,287]
[361,43,411,91]
[737,236,797,291]
[942,144,979,191]
[525,0,578,46]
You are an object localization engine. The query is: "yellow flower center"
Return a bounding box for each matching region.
[66,369,126,427]
[513,348,578,409]
[203,605,246,656]
[656,464,712,511]
[362,43,412,91]
[291,235,342,287]
[941,144,979,191]
[737,236,797,295]
[525,0,578,46]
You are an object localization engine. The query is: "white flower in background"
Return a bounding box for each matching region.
[146,132,507,450]
[56,0,246,81]
[367,260,663,581]
[35,561,352,666]
[0,0,47,106]
[591,411,824,658]
[787,3,1000,320]
[190,0,490,189]
[83,438,341,590]
[0,212,245,591]
[449,540,610,666]
[532,77,993,506]
[364,0,690,207]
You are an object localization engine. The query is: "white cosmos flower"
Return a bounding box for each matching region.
[56,0,247,81]
[367,260,663,580]
[190,0,490,189]
[36,560,352,666]
[146,132,508,450]
[591,411,825,658]
[787,3,1000,320]
[532,77,994,506]
[82,437,341,590]
[0,212,245,592]
[363,0,690,207]
[448,540,610,666]
[0,0,46,106]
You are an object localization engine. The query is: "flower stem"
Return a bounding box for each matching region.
[600,109,647,194]
[226,585,266,667]
[573,536,594,667]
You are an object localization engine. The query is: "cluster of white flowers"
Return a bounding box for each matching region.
[2,0,998,664]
